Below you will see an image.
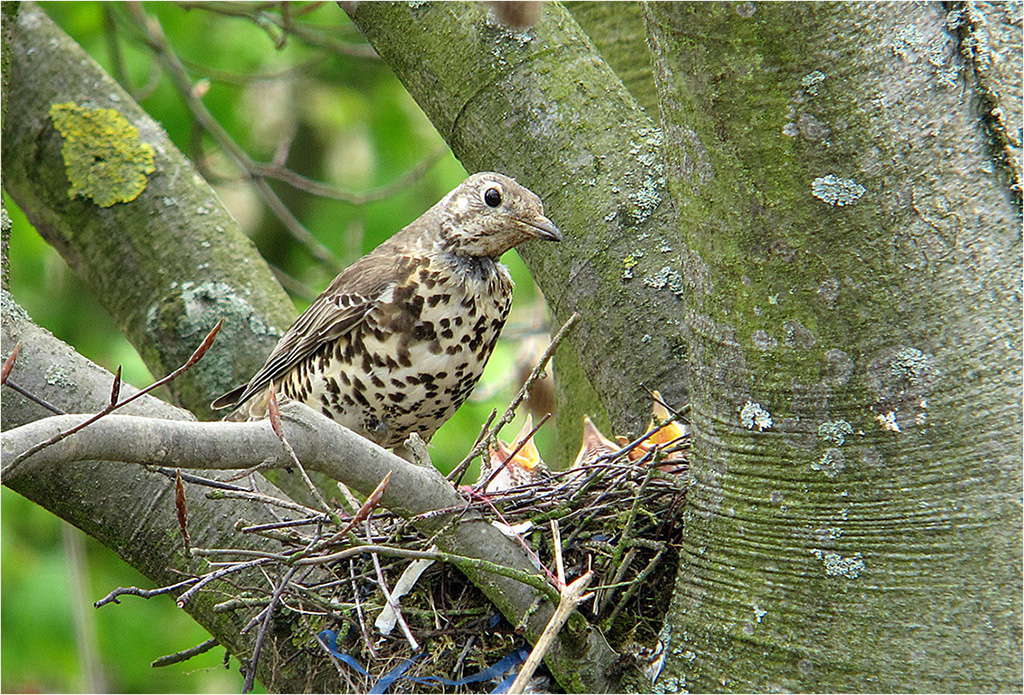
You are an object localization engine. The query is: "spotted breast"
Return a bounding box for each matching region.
[212,172,562,451]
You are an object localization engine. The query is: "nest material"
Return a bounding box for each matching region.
[191,436,688,692]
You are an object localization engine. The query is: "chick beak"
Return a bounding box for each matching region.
[518,214,563,242]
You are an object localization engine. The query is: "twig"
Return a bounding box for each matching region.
[179,53,330,86]
[290,544,556,600]
[191,547,292,561]
[206,488,322,517]
[450,312,579,483]
[507,569,593,694]
[551,519,565,589]
[151,638,219,667]
[251,177,340,269]
[475,411,550,493]
[1,321,222,481]
[242,565,299,693]
[174,469,191,557]
[607,463,657,585]
[467,493,558,588]
[350,559,377,659]
[124,4,441,272]
[601,547,665,630]
[213,596,271,613]
[239,517,323,534]
[176,558,271,608]
[94,578,198,608]
[266,385,336,520]
[151,467,254,492]
[176,1,379,58]
[124,4,340,269]
[367,521,419,651]
[3,379,66,415]
[1,341,21,385]
[319,472,391,545]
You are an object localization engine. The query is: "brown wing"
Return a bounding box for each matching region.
[211,251,410,410]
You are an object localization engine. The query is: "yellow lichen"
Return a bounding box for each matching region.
[49,102,155,208]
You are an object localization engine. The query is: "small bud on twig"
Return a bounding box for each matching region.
[1,342,22,386]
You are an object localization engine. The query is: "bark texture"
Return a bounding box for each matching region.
[0,291,331,692]
[645,3,1021,691]
[3,1,1021,692]
[2,3,295,419]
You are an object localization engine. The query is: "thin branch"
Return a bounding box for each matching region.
[248,146,446,204]
[475,411,550,493]
[367,523,419,651]
[123,2,442,273]
[266,385,336,519]
[450,312,579,484]
[1,341,21,385]
[94,578,198,608]
[243,565,299,693]
[176,558,272,608]
[176,1,379,58]
[151,638,219,668]
[206,488,324,517]
[3,379,66,415]
[151,467,253,492]
[508,569,593,694]
[1,320,222,480]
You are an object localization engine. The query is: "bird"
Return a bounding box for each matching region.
[572,415,620,468]
[479,415,548,493]
[212,172,562,455]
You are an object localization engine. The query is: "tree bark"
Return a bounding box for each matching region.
[348,0,1021,691]
[0,291,332,692]
[2,5,622,691]
[2,2,295,419]
[644,2,1021,691]
[3,1,1021,692]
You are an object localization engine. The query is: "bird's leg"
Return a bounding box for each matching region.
[397,432,433,468]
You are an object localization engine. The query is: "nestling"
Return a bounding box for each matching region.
[212,172,561,452]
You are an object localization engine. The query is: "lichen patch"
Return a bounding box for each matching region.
[49,102,156,208]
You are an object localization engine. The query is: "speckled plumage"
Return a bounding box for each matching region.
[212,172,561,450]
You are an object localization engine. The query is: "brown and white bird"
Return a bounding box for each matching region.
[212,172,561,451]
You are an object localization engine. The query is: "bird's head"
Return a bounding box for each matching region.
[438,172,562,258]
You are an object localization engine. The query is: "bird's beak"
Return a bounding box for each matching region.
[518,215,563,242]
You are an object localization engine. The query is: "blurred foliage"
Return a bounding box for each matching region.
[3,2,556,691]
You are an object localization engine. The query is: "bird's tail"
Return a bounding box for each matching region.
[211,385,271,422]
[211,384,247,411]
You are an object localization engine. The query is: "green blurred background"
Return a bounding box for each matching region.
[3,3,555,691]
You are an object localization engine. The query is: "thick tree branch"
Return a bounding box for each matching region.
[1,290,334,692]
[2,3,295,418]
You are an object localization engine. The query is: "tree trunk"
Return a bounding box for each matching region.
[644,3,1021,690]
[347,1,1021,691]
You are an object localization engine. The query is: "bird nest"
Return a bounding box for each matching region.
[303,439,689,693]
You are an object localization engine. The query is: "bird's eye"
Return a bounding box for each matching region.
[484,187,502,208]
